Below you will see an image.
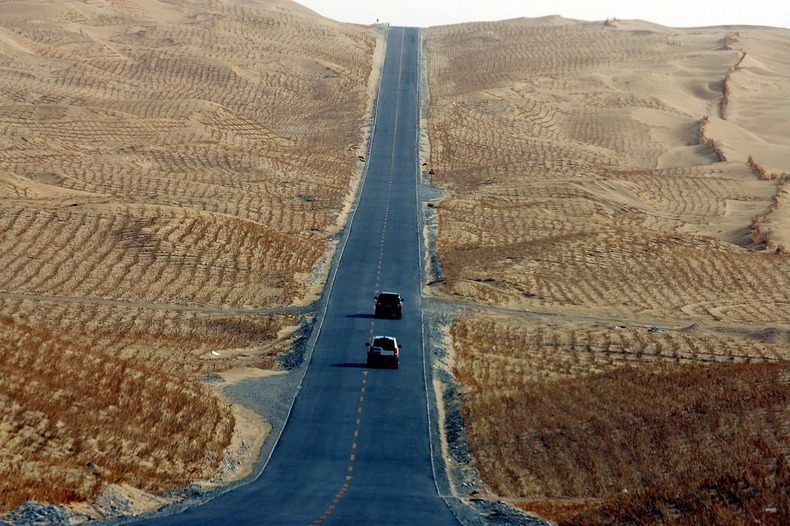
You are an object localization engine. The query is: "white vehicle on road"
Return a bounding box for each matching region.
[365,335,401,368]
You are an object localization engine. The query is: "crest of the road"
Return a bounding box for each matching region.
[133,27,461,526]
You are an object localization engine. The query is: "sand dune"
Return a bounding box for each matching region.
[426,19,789,318]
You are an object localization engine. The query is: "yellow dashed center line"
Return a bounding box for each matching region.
[310,26,407,526]
[310,367,377,523]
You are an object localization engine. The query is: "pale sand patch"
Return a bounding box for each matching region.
[723,30,790,163]
[206,368,283,485]
[704,115,788,169]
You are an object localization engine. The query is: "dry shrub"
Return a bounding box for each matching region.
[0,297,297,376]
[565,460,787,526]
[460,359,788,522]
[750,175,786,252]
[452,318,789,392]
[723,32,741,50]
[0,316,234,512]
[748,155,778,181]
[720,51,747,119]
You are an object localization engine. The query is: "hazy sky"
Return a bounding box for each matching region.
[295,0,789,29]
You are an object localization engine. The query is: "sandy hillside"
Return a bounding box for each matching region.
[424,17,789,525]
[0,0,379,517]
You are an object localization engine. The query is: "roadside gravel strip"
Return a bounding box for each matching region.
[416,30,547,526]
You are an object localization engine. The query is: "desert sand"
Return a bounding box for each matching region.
[1,1,789,524]
[424,16,789,524]
[0,0,381,518]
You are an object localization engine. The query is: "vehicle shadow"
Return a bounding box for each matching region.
[330,363,369,368]
[345,313,376,319]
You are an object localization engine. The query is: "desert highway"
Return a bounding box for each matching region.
[139,27,460,525]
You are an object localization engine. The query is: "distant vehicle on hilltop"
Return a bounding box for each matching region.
[374,291,403,319]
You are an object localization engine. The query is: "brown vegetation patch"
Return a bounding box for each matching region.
[0,316,234,512]
[452,317,790,388]
[453,318,788,523]
[0,295,297,375]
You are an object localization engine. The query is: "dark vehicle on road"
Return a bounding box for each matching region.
[374,291,403,319]
[366,335,401,368]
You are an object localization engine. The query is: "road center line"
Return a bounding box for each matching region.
[309,27,407,526]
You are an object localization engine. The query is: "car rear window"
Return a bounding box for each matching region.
[372,338,395,350]
[379,293,400,304]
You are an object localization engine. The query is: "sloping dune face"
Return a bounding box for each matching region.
[425,18,789,524]
[0,0,377,514]
[426,18,788,320]
[0,0,376,309]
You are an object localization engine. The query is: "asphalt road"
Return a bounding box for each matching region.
[140,27,460,526]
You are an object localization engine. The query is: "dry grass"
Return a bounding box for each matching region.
[0,0,378,514]
[452,317,789,524]
[425,17,790,525]
[0,295,298,375]
[452,317,790,388]
[0,316,234,512]
[750,176,786,252]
